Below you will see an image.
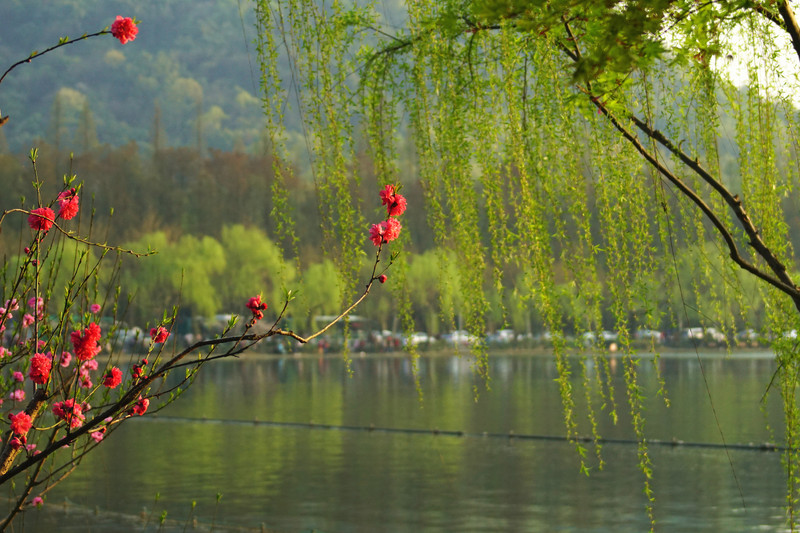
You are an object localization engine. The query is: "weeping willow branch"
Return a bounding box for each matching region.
[626,115,800,299]
[584,93,800,309]
[552,23,800,312]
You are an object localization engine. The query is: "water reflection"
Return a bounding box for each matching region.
[16,350,793,532]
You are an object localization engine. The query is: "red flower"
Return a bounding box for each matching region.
[383,218,401,242]
[28,207,55,232]
[378,274,387,284]
[150,326,169,343]
[379,184,407,217]
[246,295,268,321]
[102,367,123,388]
[52,399,84,428]
[369,222,386,246]
[9,411,32,435]
[131,358,148,381]
[369,218,402,247]
[28,353,52,385]
[57,189,79,220]
[132,397,149,416]
[70,322,102,361]
[110,16,138,44]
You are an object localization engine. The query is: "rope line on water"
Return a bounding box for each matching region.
[147,415,784,452]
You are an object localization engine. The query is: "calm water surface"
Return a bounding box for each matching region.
[16,350,793,532]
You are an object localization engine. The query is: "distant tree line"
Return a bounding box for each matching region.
[0,138,786,337]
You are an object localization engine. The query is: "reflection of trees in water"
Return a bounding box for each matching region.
[33,352,786,532]
[157,353,781,444]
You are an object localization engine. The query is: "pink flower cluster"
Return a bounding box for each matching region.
[27,208,54,232]
[150,326,169,343]
[369,185,406,247]
[70,322,102,361]
[28,353,51,385]
[103,367,123,389]
[79,359,98,389]
[52,399,86,429]
[380,184,407,217]
[131,358,148,381]
[9,411,32,435]
[132,397,149,416]
[110,16,138,44]
[57,188,79,220]
[246,295,268,321]
[28,296,44,320]
[0,299,18,334]
[26,189,81,232]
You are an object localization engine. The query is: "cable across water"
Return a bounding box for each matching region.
[146,415,784,452]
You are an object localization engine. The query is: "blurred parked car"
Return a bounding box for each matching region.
[442,330,479,345]
[582,330,618,346]
[736,329,761,347]
[487,329,515,344]
[703,327,727,346]
[634,329,663,343]
[403,332,431,346]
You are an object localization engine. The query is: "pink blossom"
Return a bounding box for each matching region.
[5,299,18,312]
[9,389,24,402]
[368,218,402,246]
[379,184,407,217]
[110,16,138,44]
[132,397,149,416]
[71,322,102,361]
[28,207,55,232]
[28,353,52,385]
[52,399,85,428]
[59,351,72,367]
[90,430,105,443]
[0,347,11,359]
[9,435,25,450]
[102,367,122,388]
[9,411,32,435]
[12,371,23,383]
[27,297,45,320]
[150,326,169,343]
[383,218,401,241]
[246,295,268,321]
[131,358,148,381]
[80,359,99,373]
[21,314,34,328]
[89,303,101,314]
[57,188,79,220]
[369,223,386,246]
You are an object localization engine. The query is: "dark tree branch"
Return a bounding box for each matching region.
[585,94,800,310]
[778,0,800,66]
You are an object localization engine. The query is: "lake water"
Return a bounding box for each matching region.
[13,349,794,532]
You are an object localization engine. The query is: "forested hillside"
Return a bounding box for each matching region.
[0,0,267,153]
